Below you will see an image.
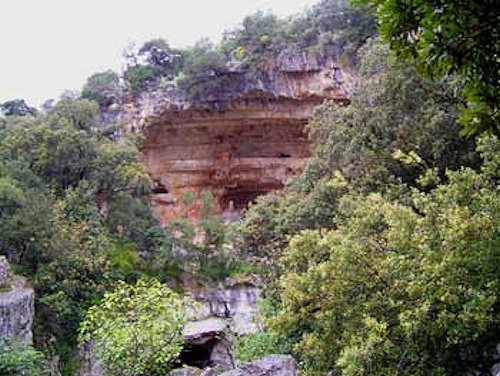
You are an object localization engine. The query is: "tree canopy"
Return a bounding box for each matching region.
[0,99,37,117]
[270,135,500,375]
[81,70,121,108]
[356,0,500,135]
[0,98,166,372]
[79,279,190,376]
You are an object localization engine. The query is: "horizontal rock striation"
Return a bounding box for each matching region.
[122,49,352,224]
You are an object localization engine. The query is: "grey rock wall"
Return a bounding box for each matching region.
[0,256,34,345]
[76,341,103,376]
[191,282,262,335]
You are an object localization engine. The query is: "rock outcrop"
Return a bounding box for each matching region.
[179,280,262,370]
[219,355,298,376]
[169,366,203,376]
[115,49,351,224]
[169,355,298,376]
[77,341,102,376]
[0,256,34,345]
[188,280,262,335]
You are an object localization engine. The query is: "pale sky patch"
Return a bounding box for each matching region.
[0,0,317,107]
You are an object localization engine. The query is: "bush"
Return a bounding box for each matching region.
[0,341,50,376]
[79,279,191,376]
[234,332,284,363]
[124,65,159,95]
[123,39,184,96]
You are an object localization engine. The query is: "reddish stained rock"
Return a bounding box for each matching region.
[118,49,352,224]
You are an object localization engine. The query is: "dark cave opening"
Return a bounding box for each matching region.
[221,182,284,210]
[179,341,215,369]
[152,180,169,194]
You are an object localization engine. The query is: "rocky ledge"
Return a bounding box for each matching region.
[169,354,297,376]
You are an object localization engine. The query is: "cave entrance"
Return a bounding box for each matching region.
[179,340,216,369]
[221,182,284,211]
[152,179,169,194]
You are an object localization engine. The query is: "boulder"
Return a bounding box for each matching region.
[219,355,297,376]
[169,366,202,376]
[188,282,262,336]
[183,317,228,344]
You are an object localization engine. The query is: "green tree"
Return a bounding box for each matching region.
[81,70,121,108]
[137,39,183,77]
[79,279,190,376]
[221,11,282,60]
[123,39,183,95]
[51,98,101,131]
[124,65,160,95]
[270,135,500,375]
[177,39,230,101]
[0,99,37,117]
[356,0,500,134]
[308,0,376,46]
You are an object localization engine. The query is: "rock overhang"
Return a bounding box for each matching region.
[120,50,352,224]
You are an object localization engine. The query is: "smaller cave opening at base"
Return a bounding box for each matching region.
[178,340,217,369]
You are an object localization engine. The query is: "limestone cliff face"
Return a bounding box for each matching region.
[0,256,34,345]
[118,49,351,224]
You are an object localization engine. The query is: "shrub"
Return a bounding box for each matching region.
[0,341,50,376]
[79,279,191,376]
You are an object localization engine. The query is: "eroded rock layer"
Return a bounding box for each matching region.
[144,99,324,223]
[133,50,352,224]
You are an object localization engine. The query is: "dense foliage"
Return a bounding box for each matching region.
[357,0,500,135]
[79,279,190,376]
[231,41,479,262]
[0,99,165,373]
[176,39,231,101]
[0,342,50,376]
[123,39,183,95]
[221,0,375,65]
[81,70,121,108]
[270,135,500,375]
